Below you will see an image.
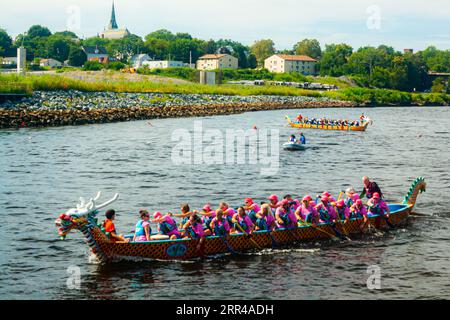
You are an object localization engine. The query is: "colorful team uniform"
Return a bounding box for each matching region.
[350,205,368,219]
[222,208,236,227]
[186,222,205,239]
[317,204,337,223]
[202,211,216,231]
[246,204,260,223]
[158,215,181,238]
[275,207,298,229]
[134,220,151,242]
[211,218,231,236]
[368,200,389,217]
[297,204,319,224]
[335,206,350,220]
[233,214,254,233]
[256,213,275,231]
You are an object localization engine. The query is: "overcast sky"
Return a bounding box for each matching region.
[1,0,450,51]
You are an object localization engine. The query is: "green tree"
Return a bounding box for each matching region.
[145,29,176,41]
[83,61,104,71]
[46,35,71,62]
[0,28,13,57]
[106,34,145,62]
[82,37,110,47]
[68,45,87,66]
[202,39,217,54]
[247,54,257,69]
[293,39,321,59]
[27,25,52,38]
[431,77,448,93]
[319,43,353,76]
[216,39,251,68]
[250,39,275,67]
[144,38,170,60]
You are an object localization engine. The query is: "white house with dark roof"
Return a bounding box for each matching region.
[40,58,62,68]
[130,54,151,68]
[264,54,317,75]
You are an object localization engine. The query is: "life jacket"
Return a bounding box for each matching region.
[279,211,291,228]
[203,215,214,230]
[214,219,228,236]
[351,206,365,219]
[336,207,346,220]
[345,197,354,207]
[318,206,331,222]
[135,220,151,238]
[369,203,382,216]
[186,222,203,239]
[303,210,313,223]
[256,217,269,230]
[159,219,176,234]
[247,210,258,224]
[235,216,250,233]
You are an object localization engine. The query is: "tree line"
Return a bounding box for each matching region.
[1,25,449,92]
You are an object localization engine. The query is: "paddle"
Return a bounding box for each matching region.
[234,220,262,250]
[299,220,340,241]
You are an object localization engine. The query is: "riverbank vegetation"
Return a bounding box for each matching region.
[1,73,449,106]
[1,26,449,93]
[0,74,323,97]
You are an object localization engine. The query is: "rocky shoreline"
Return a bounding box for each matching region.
[0,91,358,129]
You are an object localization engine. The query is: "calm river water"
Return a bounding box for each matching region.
[0,106,449,300]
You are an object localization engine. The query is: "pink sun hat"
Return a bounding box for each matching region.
[153,211,163,219]
[277,199,289,206]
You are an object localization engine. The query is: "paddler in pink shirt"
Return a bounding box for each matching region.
[219,202,236,231]
[275,199,298,229]
[316,195,337,223]
[255,204,276,231]
[367,192,390,218]
[334,199,350,221]
[295,195,319,225]
[267,194,280,213]
[232,207,255,234]
[244,198,260,224]
[151,211,181,240]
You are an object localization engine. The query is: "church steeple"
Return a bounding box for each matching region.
[108,1,119,30]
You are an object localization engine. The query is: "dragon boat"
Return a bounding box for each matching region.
[285,115,370,132]
[55,177,426,264]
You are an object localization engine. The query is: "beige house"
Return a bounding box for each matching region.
[264,54,317,75]
[196,54,238,70]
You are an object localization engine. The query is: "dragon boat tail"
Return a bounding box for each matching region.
[285,115,370,132]
[55,178,426,264]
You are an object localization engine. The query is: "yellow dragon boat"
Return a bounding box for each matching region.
[55,177,425,264]
[286,115,370,132]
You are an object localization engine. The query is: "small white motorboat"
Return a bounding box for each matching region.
[283,142,306,151]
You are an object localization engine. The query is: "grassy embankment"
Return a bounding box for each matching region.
[1,72,449,106]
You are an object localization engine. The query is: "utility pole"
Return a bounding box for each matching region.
[189,50,192,68]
